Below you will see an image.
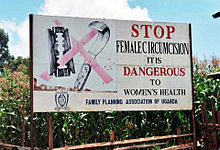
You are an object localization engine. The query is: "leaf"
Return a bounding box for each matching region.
[178,112,182,123]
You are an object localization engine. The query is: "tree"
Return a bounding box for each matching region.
[0,28,14,72]
[8,56,29,74]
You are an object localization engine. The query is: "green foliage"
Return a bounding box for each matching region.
[0,67,29,145]
[193,57,220,140]
[0,28,14,72]
[193,58,219,113]
[0,56,219,149]
[8,56,30,73]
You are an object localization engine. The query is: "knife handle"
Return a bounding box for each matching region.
[74,63,91,91]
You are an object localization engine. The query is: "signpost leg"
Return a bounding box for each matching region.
[29,14,34,150]
[192,107,197,150]
[189,24,197,150]
[110,130,114,150]
[49,114,53,150]
[217,110,220,124]
[30,100,34,150]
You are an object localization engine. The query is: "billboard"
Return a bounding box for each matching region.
[31,15,193,112]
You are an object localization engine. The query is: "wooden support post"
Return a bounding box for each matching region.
[22,93,26,147]
[176,128,182,145]
[201,102,208,147]
[191,108,197,150]
[29,14,34,150]
[110,130,115,142]
[49,114,53,150]
[189,24,197,150]
[118,112,122,140]
[211,99,218,150]
[110,130,114,150]
[201,102,213,149]
[217,110,220,124]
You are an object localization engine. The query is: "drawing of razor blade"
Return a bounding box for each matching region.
[74,21,110,91]
[48,26,75,77]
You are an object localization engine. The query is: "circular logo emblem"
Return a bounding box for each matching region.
[58,94,66,107]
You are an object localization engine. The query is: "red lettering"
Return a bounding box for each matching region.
[123,67,185,77]
[139,67,145,75]
[131,67,138,76]
[131,24,139,37]
[173,68,179,76]
[154,25,164,39]
[180,68,185,76]
[123,67,130,76]
[141,25,152,38]
[166,26,175,39]
[146,67,153,76]
[131,24,176,39]
[160,67,167,76]
[154,67,160,76]
[167,68,174,76]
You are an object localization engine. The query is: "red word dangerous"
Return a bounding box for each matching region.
[123,66,185,77]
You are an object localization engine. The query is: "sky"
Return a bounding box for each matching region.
[0,0,219,59]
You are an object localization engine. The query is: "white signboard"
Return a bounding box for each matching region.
[31,15,192,112]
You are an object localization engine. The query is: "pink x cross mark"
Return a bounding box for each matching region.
[40,20,113,84]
